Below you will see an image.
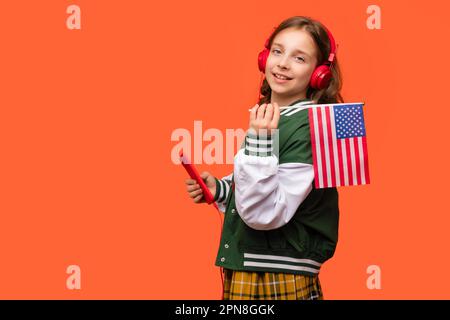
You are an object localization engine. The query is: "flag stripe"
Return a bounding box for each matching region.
[320,107,331,187]
[357,137,366,185]
[354,136,362,185]
[325,107,337,188]
[329,107,341,187]
[314,107,325,188]
[349,138,357,185]
[341,139,349,186]
[344,139,352,186]
[362,136,370,184]
[317,108,328,188]
[338,128,347,187]
[309,109,321,188]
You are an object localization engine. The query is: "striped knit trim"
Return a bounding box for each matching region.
[214,177,231,203]
[244,132,273,157]
[243,253,322,274]
[280,100,314,116]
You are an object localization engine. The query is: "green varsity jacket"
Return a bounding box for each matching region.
[213,98,339,276]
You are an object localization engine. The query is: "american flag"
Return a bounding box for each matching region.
[308,103,370,188]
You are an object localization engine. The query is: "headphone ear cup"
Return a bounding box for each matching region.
[258,48,270,73]
[310,65,333,90]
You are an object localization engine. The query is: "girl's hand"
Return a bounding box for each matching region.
[248,102,280,136]
[185,171,217,204]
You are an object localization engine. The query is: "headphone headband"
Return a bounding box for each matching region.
[322,26,337,65]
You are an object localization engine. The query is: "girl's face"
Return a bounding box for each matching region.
[265,27,318,104]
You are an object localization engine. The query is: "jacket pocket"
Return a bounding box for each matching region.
[237,225,268,249]
[266,229,287,249]
[281,222,307,253]
[237,226,287,250]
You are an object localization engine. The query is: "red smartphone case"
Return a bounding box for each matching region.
[179,150,215,204]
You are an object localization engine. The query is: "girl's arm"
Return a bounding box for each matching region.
[213,173,233,213]
[233,130,314,230]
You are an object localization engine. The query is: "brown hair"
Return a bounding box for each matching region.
[258,16,344,105]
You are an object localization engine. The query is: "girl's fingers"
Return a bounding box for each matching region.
[185,178,196,185]
[193,194,204,203]
[265,103,274,122]
[249,104,259,122]
[271,102,280,128]
[186,184,200,192]
[189,188,203,198]
[256,104,267,120]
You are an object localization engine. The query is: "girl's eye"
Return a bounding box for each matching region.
[272,49,305,62]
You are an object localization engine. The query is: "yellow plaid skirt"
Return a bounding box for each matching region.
[222,268,323,300]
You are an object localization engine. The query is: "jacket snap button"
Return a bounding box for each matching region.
[220,257,226,262]
[231,209,236,214]
[224,244,229,249]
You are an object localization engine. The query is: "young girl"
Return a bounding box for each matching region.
[185,16,343,300]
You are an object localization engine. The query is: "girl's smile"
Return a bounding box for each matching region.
[272,72,293,83]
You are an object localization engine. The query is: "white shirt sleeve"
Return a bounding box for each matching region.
[233,136,314,230]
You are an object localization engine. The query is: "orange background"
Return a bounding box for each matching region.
[1,0,449,299]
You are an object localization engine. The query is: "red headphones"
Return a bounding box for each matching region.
[257,25,338,90]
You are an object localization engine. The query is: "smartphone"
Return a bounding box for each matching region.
[179,150,215,204]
